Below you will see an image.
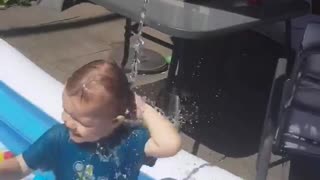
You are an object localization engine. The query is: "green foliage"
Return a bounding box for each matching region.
[0,0,33,8]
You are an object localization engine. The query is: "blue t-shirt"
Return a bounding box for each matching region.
[23,124,153,180]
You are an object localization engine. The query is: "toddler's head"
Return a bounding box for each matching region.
[62,60,133,143]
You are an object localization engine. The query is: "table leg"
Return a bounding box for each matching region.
[167,38,183,90]
[164,38,205,152]
[121,18,133,68]
[164,36,223,102]
[167,38,201,92]
[155,38,184,130]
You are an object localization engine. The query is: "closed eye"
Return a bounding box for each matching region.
[70,114,93,128]
[63,107,93,128]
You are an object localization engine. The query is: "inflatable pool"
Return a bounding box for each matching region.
[0,79,153,180]
[0,38,242,180]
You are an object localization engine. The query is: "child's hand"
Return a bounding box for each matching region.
[136,94,182,157]
[116,94,146,127]
[134,94,147,120]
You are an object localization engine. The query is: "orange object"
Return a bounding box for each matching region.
[0,151,14,162]
[4,151,14,159]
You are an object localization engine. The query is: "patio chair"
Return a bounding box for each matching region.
[256,23,320,180]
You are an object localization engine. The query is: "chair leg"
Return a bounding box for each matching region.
[256,58,288,180]
[256,118,275,180]
[121,18,132,68]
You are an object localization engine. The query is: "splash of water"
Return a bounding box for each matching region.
[127,0,185,129]
[129,0,150,82]
[95,143,112,162]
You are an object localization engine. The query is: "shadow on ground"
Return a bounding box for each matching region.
[137,30,284,158]
[0,13,123,37]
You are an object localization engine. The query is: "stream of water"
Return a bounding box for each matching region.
[129,0,150,82]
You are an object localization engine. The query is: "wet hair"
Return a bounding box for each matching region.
[65,60,134,116]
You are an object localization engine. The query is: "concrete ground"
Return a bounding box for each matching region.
[0,3,291,180]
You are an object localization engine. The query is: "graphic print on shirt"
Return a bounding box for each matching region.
[73,161,95,180]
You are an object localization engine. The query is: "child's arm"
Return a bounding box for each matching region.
[0,155,31,179]
[136,96,182,158]
[0,124,62,180]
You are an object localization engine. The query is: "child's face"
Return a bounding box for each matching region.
[62,90,121,143]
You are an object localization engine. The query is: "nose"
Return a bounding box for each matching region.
[65,119,77,131]
[62,112,76,130]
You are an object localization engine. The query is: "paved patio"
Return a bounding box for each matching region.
[0,3,291,180]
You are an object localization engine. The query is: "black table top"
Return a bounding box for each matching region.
[90,0,310,39]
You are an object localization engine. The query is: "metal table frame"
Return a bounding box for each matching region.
[90,0,309,83]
